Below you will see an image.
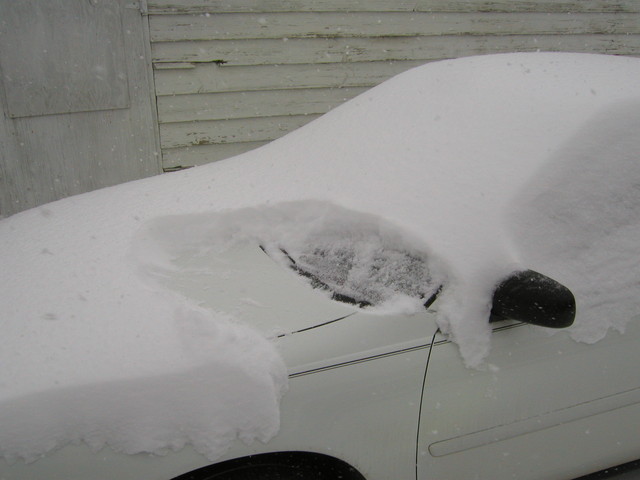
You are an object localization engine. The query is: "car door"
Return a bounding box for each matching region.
[417,317,640,480]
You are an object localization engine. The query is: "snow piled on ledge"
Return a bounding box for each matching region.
[1,52,640,462]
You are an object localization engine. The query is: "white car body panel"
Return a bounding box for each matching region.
[420,317,640,479]
[253,329,433,480]
[0,311,439,480]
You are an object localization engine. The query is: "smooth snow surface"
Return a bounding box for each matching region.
[1,53,640,463]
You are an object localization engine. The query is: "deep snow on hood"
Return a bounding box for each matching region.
[1,52,639,463]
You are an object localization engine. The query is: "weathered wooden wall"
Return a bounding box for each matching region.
[147,0,640,171]
[0,0,161,217]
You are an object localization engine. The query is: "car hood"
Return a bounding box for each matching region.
[157,240,441,373]
[158,241,357,336]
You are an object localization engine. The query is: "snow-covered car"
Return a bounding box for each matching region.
[1,53,639,480]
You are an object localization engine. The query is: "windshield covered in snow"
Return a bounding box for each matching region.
[264,239,440,308]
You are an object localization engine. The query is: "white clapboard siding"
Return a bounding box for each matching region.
[149,1,640,171]
[159,114,322,149]
[157,87,368,123]
[150,12,640,42]
[148,1,640,14]
[152,35,640,65]
[154,60,426,96]
[162,142,270,170]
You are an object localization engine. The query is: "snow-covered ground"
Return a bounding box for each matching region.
[1,52,639,464]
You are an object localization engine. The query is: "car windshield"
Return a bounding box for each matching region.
[266,241,440,308]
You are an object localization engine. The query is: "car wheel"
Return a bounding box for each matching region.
[172,452,366,480]
[198,463,330,479]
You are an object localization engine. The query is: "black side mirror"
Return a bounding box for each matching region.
[490,270,576,328]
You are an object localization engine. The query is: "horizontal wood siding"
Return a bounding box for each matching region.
[157,87,368,123]
[148,1,640,170]
[148,1,640,14]
[154,60,427,95]
[150,13,640,41]
[159,114,322,148]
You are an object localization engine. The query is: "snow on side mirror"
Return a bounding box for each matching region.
[490,270,576,328]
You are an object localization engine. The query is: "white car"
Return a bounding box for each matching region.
[158,242,639,480]
[1,53,639,480]
[3,240,638,480]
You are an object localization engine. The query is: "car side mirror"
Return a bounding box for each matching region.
[490,270,576,328]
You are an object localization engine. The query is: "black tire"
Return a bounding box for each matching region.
[172,452,366,480]
[574,459,640,479]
